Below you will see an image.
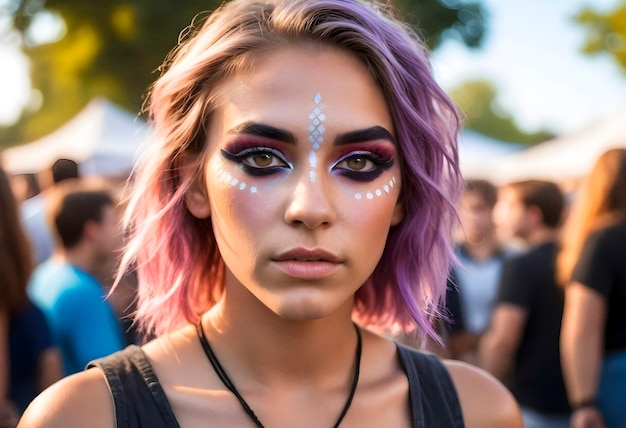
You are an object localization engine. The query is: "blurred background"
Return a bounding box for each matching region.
[0,0,625,183]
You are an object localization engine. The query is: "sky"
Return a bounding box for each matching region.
[431,0,626,137]
[1,0,626,137]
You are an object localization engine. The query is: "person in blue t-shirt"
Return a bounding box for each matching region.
[0,166,63,423]
[28,180,125,375]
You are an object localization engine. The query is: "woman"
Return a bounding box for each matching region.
[0,166,63,425]
[19,1,521,427]
[558,148,626,428]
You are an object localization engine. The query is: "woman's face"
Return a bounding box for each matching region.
[186,46,403,320]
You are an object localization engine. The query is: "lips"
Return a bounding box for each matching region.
[272,248,342,279]
[274,248,342,263]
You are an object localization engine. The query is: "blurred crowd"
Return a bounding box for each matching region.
[0,158,139,427]
[431,148,626,428]
[1,148,625,428]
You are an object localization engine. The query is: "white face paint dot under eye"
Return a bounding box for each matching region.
[352,176,397,201]
[215,168,258,194]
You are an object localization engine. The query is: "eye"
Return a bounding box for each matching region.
[336,155,377,172]
[244,151,285,168]
[332,151,395,182]
[221,147,291,176]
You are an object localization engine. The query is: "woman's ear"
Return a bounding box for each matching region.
[391,199,404,226]
[181,159,211,219]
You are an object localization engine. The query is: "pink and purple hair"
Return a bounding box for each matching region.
[119,0,462,339]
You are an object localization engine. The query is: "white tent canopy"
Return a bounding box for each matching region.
[472,110,626,185]
[458,130,526,180]
[2,97,150,177]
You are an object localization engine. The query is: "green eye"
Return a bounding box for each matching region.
[345,156,369,171]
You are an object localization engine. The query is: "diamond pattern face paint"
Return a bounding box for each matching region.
[215,92,397,201]
[307,93,326,182]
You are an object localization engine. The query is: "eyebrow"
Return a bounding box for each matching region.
[334,126,396,146]
[228,122,296,144]
[228,122,396,146]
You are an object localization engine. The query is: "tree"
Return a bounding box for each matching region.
[393,0,485,49]
[0,0,486,145]
[449,80,554,144]
[575,0,626,73]
[2,0,211,143]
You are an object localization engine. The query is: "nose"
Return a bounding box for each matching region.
[284,175,337,229]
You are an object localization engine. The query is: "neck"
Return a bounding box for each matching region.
[59,243,96,274]
[525,227,558,247]
[202,285,358,384]
[461,233,500,262]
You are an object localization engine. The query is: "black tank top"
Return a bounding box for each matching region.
[88,344,464,427]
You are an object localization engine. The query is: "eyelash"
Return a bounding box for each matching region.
[332,151,395,182]
[221,147,291,176]
[221,147,394,182]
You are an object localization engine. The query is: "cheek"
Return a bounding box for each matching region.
[347,176,398,201]
[211,181,274,228]
[208,172,284,259]
[344,191,400,238]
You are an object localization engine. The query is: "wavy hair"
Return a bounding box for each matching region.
[0,166,32,315]
[119,0,462,338]
[557,148,626,285]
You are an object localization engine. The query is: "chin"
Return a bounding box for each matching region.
[272,302,332,321]
[269,292,349,321]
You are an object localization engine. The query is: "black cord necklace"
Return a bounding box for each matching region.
[196,321,362,428]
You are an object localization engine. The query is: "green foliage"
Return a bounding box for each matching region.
[1,0,486,144]
[449,80,555,145]
[393,0,485,49]
[5,0,212,142]
[575,0,626,72]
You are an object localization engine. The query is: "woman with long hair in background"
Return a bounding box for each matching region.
[558,148,626,428]
[0,165,62,426]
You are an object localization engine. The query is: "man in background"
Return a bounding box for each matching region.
[28,181,125,375]
[20,158,79,265]
[479,180,570,428]
[443,179,510,363]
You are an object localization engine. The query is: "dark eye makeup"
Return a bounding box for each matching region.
[332,151,395,182]
[221,139,395,182]
[221,146,291,176]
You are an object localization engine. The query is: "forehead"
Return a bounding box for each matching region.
[210,46,394,137]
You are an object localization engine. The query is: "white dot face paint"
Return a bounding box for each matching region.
[216,168,259,194]
[307,93,325,182]
[353,176,397,200]
[213,91,399,204]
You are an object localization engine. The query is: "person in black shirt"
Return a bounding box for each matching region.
[558,148,626,428]
[480,180,570,428]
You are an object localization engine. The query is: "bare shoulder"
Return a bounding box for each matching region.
[18,368,114,428]
[444,359,523,428]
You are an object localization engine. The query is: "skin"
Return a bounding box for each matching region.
[446,191,501,363]
[561,283,607,428]
[458,191,497,256]
[492,186,531,244]
[19,45,521,428]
